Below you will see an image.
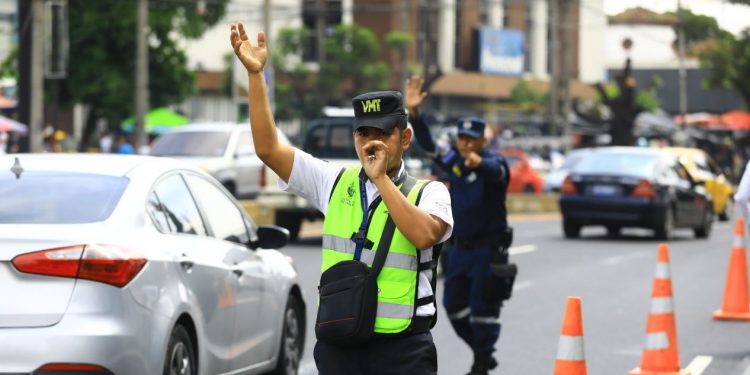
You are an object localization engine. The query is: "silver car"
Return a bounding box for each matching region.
[150,123,291,199]
[0,154,305,375]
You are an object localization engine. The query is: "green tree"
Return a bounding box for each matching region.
[699,30,750,109]
[667,9,732,48]
[509,80,548,112]
[318,24,390,105]
[271,27,322,121]
[58,0,229,148]
[0,47,16,78]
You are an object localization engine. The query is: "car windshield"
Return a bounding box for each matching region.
[561,153,587,169]
[151,131,231,157]
[575,152,658,177]
[0,172,128,224]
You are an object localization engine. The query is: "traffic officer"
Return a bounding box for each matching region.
[405,76,513,375]
[231,24,453,374]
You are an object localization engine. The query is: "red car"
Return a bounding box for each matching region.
[498,149,544,194]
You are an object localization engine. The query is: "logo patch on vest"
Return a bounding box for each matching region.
[340,182,356,207]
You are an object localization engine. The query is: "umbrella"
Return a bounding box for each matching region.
[121,107,189,135]
[0,115,28,135]
[720,111,750,131]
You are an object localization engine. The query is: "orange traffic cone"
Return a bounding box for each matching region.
[629,244,690,375]
[713,217,750,320]
[554,296,587,375]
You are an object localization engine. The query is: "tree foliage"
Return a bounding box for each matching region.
[58,0,228,144]
[510,80,547,112]
[272,24,392,121]
[318,24,390,105]
[668,9,732,49]
[699,30,750,109]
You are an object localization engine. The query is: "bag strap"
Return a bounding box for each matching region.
[371,175,417,277]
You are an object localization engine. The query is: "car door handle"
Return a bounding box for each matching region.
[232,267,244,277]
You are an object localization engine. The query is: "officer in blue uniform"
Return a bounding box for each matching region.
[405,76,513,375]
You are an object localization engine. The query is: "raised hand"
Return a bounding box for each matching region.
[405,75,428,117]
[230,23,266,74]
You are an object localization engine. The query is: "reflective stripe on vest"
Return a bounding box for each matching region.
[322,167,428,334]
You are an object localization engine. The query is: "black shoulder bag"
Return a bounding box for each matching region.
[315,175,416,346]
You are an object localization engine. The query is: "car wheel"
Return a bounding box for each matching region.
[271,296,303,375]
[655,206,674,240]
[694,207,713,238]
[606,225,621,237]
[163,325,196,375]
[523,184,536,193]
[563,220,581,239]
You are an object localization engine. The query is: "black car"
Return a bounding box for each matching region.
[559,147,713,239]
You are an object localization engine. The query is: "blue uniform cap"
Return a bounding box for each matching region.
[456,117,486,139]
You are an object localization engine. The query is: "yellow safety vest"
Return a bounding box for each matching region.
[322,167,431,334]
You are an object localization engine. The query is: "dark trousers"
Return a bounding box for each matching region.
[443,246,503,354]
[314,332,438,375]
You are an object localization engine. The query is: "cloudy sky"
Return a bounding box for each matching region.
[604,0,750,35]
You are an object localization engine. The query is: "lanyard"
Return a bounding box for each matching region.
[352,169,406,261]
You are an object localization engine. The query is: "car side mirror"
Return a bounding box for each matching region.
[248,225,289,249]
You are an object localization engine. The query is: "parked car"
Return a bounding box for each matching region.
[0,154,305,375]
[544,148,592,193]
[498,149,544,194]
[149,123,291,199]
[559,147,713,239]
[661,147,734,221]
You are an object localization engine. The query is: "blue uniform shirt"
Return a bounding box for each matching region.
[411,113,509,240]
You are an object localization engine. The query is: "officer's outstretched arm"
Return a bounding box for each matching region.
[405,76,438,154]
[231,23,295,182]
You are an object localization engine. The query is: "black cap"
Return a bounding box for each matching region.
[351,91,407,132]
[456,117,486,139]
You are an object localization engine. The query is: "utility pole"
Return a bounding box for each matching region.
[677,0,688,127]
[17,0,31,152]
[561,0,574,151]
[135,0,149,151]
[316,0,326,65]
[400,0,409,93]
[548,0,560,135]
[30,0,44,153]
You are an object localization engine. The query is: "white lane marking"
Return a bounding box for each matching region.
[600,252,649,266]
[685,355,713,375]
[513,280,533,292]
[299,360,317,375]
[509,245,536,256]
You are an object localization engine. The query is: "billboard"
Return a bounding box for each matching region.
[478,28,525,76]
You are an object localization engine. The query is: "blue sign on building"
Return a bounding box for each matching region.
[478,28,525,76]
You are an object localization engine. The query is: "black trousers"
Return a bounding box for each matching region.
[313,332,438,375]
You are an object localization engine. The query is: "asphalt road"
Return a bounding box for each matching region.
[280,216,750,374]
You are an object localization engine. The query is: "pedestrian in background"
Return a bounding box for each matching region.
[231,23,452,375]
[405,75,516,375]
